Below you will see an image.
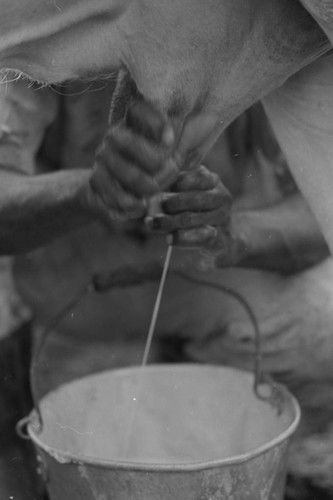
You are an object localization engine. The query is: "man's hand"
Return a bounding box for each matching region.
[87,97,233,250]
[145,164,232,251]
[84,101,177,224]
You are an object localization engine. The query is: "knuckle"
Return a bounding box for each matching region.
[94,188,114,210]
[173,229,196,246]
[185,167,219,190]
[95,144,118,171]
[106,126,131,150]
[201,225,219,243]
[89,168,110,194]
[197,165,218,183]
[210,171,220,184]
[200,167,218,184]
[197,164,208,174]
[139,141,161,169]
[176,226,213,247]
[191,191,220,210]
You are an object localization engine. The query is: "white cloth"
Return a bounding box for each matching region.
[263,53,333,254]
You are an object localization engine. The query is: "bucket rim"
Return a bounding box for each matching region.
[27,363,301,472]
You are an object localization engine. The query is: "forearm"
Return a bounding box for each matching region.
[229,194,329,273]
[0,169,94,254]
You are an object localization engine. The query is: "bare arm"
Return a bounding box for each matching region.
[230,193,329,273]
[0,80,232,255]
[0,82,100,254]
[0,169,95,254]
[0,81,170,254]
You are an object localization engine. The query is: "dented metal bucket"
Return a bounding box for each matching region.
[23,364,300,500]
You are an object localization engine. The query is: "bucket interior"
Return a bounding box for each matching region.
[30,364,298,466]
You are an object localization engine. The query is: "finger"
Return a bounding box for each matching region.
[145,207,230,232]
[105,128,179,189]
[96,148,160,197]
[173,226,219,247]
[161,186,231,214]
[89,168,146,218]
[106,127,164,174]
[126,100,174,146]
[172,165,220,191]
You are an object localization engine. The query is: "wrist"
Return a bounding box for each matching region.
[70,168,113,227]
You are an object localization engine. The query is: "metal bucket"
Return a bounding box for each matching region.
[20,363,300,499]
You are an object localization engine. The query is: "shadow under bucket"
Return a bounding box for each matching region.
[23,364,300,500]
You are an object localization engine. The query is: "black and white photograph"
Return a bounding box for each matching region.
[0,1,333,498]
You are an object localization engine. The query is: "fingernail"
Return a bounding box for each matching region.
[144,216,163,231]
[152,217,162,230]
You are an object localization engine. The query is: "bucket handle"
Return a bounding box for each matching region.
[90,266,274,403]
[26,266,282,437]
[171,270,283,412]
[16,415,32,440]
[28,281,95,433]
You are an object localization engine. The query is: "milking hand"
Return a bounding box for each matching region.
[142,239,173,366]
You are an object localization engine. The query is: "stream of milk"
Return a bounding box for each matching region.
[121,244,173,458]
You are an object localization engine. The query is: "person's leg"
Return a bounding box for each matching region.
[0,323,45,499]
